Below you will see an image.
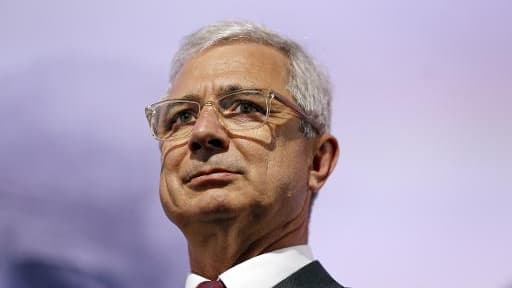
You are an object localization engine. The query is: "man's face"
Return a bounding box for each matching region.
[160,42,316,239]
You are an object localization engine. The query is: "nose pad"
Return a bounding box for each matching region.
[188,104,229,152]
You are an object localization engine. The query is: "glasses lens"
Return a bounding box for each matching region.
[152,101,199,140]
[218,91,269,130]
[147,91,270,141]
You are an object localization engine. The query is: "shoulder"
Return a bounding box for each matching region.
[273,260,346,288]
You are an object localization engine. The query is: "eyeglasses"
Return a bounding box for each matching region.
[144,88,320,141]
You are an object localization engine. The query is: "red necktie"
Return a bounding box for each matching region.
[196,280,226,288]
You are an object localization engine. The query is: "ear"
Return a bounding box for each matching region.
[308,134,340,193]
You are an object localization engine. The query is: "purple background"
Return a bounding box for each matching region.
[1,0,511,287]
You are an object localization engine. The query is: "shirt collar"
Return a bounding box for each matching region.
[185,245,314,288]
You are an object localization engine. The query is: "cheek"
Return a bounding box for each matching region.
[161,142,187,171]
[259,139,310,204]
[159,157,199,229]
[159,146,189,211]
[159,176,178,222]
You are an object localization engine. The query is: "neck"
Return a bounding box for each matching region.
[186,209,310,280]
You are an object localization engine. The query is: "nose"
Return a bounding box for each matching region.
[188,105,229,153]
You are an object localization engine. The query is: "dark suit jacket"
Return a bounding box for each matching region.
[273,261,345,288]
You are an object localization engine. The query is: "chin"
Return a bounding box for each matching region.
[190,190,241,219]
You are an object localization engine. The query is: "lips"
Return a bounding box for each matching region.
[184,168,242,186]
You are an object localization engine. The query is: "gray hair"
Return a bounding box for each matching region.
[169,21,332,137]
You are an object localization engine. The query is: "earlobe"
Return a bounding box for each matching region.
[308,134,340,193]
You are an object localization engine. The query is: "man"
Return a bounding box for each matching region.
[145,21,343,288]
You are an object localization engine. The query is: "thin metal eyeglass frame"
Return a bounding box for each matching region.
[144,88,321,141]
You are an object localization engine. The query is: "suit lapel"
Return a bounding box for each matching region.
[272,261,344,288]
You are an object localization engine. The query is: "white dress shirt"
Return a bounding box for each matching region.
[185,245,314,288]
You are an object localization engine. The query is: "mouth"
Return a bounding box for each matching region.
[185,168,242,188]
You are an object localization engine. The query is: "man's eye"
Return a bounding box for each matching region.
[232,101,265,114]
[167,110,196,132]
[175,111,195,123]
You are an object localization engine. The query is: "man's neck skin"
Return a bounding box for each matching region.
[186,199,311,280]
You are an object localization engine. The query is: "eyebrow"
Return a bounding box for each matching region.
[217,84,244,94]
[180,94,201,101]
[173,84,254,101]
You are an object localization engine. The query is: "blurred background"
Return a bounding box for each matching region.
[1,0,511,287]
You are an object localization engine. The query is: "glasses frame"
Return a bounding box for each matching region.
[145,88,321,141]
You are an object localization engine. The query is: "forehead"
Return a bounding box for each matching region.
[168,42,291,99]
